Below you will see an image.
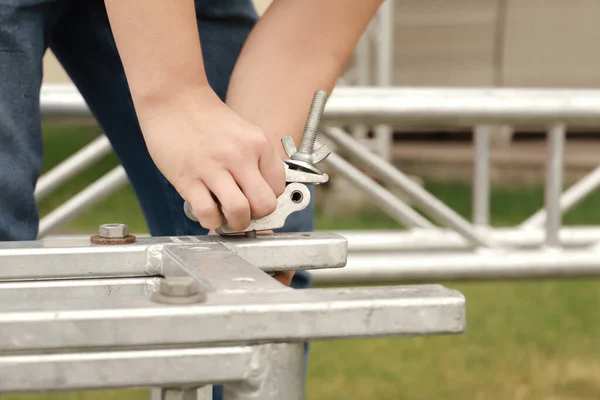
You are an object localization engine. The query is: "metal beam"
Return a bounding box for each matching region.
[0,232,347,281]
[310,247,600,284]
[41,84,600,128]
[0,284,465,351]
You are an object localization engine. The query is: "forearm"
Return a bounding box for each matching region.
[226,0,383,156]
[104,0,211,111]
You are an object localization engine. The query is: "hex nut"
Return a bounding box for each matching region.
[151,276,207,305]
[99,223,129,238]
[160,276,200,297]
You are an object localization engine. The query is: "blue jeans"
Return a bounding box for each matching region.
[0,1,313,398]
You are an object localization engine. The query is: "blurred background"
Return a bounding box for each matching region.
[30,1,600,400]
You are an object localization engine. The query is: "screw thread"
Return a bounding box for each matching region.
[299,90,328,154]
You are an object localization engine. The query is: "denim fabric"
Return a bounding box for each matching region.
[0,1,314,399]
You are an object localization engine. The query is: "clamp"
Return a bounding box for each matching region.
[184,90,332,236]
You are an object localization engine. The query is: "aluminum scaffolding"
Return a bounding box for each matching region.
[38,84,600,283]
[0,232,465,398]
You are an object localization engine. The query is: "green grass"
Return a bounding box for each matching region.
[9,125,600,400]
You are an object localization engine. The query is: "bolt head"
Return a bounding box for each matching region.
[99,223,129,238]
[160,276,200,297]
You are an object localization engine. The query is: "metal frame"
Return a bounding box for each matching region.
[38,84,600,284]
[0,232,465,398]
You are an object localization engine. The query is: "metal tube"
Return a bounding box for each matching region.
[224,344,304,400]
[350,30,373,143]
[323,152,434,229]
[373,0,395,161]
[333,227,600,252]
[324,127,496,247]
[35,136,113,201]
[0,285,465,351]
[376,0,394,88]
[37,166,129,238]
[473,126,492,226]
[323,87,600,128]
[0,346,255,393]
[545,124,566,247]
[520,165,600,229]
[42,84,600,128]
[355,27,372,85]
[0,232,348,281]
[310,248,600,284]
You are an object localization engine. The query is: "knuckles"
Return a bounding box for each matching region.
[251,193,278,219]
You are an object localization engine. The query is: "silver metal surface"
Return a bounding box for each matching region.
[99,223,129,238]
[545,125,566,247]
[373,0,395,161]
[151,276,207,305]
[224,343,304,400]
[38,166,129,238]
[0,232,347,280]
[335,227,600,252]
[473,126,491,226]
[41,84,600,128]
[298,90,328,156]
[0,346,255,393]
[0,284,465,351]
[324,126,496,247]
[324,87,600,127]
[283,90,331,166]
[0,278,157,301]
[324,151,434,228]
[160,243,285,291]
[151,387,212,400]
[160,388,199,400]
[34,136,113,201]
[215,183,312,235]
[310,247,600,284]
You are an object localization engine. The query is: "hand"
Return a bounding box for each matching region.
[208,229,296,286]
[136,86,286,231]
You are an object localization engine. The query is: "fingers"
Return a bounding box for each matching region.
[259,146,286,198]
[234,167,278,219]
[203,170,251,231]
[184,181,222,230]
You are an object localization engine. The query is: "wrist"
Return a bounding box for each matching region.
[132,80,215,115]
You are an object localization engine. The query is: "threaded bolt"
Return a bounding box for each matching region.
[299,90,328,154]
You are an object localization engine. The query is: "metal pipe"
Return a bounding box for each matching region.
[376,0,394,89]
[520,165,600,229]
[355,26,372,85]
[37,166,129,238]
[40,83,91,117]
[323,152,434,229]
[310,247,600,284]
[545,124,566,247]
[372,0,395,161]
[324,87,600,128]
[35,136,113,201]
[324,127,496,248]
[472,126,491,226]
[335,227,600,252]
[42,85,600,128]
